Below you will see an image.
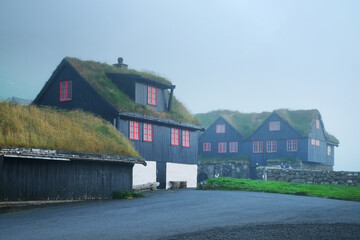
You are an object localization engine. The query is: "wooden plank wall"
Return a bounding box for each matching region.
[118,118,198,165]
[0,157,133,201]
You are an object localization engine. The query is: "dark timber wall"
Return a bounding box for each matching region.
[118,118,198,165]
[34,61,117,122]
[0,156,133,201]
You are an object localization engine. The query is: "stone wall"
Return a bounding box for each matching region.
[267,160,333,171]
[257,167,360,186]
[197,161,250,182]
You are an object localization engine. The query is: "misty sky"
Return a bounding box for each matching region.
[0,0,359,171]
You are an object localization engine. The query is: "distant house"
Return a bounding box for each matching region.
[199,116,244,158]
[34,57,203,189]
[197,109,339,171]
[246,110,338,168]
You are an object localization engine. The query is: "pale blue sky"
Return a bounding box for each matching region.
[0,0,359,171]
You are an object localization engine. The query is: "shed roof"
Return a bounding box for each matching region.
[0,148,146,166]
[64,57,200,126]
[196,109,339,145]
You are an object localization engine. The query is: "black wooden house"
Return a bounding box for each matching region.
[199,116,244,158]
[34,57,203,189]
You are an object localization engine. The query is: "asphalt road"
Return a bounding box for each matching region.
[1,189,360,240]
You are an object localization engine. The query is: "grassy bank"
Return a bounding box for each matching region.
[0,102,140,157]
[198,177,360,202]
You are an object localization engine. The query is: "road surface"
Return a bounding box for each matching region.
[1,189,360,239]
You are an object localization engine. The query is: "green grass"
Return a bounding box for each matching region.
[198,177,360,202]
[0,102,140,157]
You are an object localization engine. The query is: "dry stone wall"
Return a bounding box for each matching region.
[257,167,360,186]
[198,161,250,182]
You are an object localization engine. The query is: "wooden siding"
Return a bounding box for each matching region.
[307,115,330,165]
[118,118,198,165]
[135,82,169,112]
[35,63,117,122]
[246,113,305,166]
[199,117,244,158]
[0,157,133,201]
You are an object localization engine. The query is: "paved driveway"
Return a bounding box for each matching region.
[1,190,360,240]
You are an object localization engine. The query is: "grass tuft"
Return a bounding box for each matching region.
[112,190,146,199]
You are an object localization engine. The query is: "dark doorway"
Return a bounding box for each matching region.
[250,166,257,180]
[156,162,166,189]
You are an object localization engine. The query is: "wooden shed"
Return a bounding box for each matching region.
[0,148,145,201]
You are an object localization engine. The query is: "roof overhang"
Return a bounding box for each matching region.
[119,112,205,131]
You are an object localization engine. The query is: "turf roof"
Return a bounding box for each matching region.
[0,102,141,157]
[195,109,339,144]
[65,57,200,125]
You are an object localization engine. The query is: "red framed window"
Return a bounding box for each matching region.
[60,81,72,101]
[182,130,190,147]
[229,142,238,153]
[203,142,211,152]
[218,142,227,153]
[266,140,277,153]
[216,124,225,133]
[171,128,179,146]
[327,146,331,156]
[311,138,316,145]
[147,86,157,106]
[286,139,298,152]
[129,121,140,140]
[143,123,153,142]
[316,139,320,146]
[269,121,280,131]
[253,141,263,153]
[316,120,320,129]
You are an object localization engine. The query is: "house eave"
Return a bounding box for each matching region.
[119,112,204,131]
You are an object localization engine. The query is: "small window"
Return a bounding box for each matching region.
[143,123,153,142]
[171,128,179,146]
[218,142,227,153]
[253,141,263,153]
[129,121,140,140]
[203,142,211,152]
[182,130,190,147]
[229,142,238,153]
[60,81,72,101]
[216,124,225,133]
[316,120,320,129]
[316,140,320,147]
[269,121,280,131]
[266,140,277,153]
[286,139,298,152]
[327,146,331,156]
[147,86,157,106]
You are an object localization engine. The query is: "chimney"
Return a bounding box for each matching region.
[113,57,128,69]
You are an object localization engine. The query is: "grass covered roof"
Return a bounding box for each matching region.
[0,102,141,157]
[65,57,200,125]
[195,109,339,144]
